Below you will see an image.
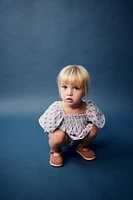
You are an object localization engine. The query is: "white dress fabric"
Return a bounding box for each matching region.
[39,100,105,141]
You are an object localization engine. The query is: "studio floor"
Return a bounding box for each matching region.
[0,106,132,200]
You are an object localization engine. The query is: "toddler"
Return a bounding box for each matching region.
[39,65,105,167]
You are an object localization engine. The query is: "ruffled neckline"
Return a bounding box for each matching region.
[58,100,88,117]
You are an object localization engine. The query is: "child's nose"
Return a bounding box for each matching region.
[67,88,72,96]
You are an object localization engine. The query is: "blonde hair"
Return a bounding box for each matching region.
[57,65,90,96]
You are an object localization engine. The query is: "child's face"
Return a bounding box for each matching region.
[60,82,84,106]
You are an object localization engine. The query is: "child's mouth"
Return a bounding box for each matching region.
[66,98,73,103]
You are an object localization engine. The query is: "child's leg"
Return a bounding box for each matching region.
[76,125,98,160]
[49,129,68,151]
[48,129,68,167]
[78,125,98,147]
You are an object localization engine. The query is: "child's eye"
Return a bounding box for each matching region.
[74,87,80,90]
[62,86,67,89]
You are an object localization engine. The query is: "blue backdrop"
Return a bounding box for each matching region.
[0,1,133,200]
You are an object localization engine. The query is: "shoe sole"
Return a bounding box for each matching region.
[76,149,96,160]
[50,161,63,167]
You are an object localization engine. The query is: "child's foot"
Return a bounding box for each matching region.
[76,146,96,160]
[49,150,63,167]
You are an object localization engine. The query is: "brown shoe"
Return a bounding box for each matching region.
[76,146,96,160]
[49,150,63,167]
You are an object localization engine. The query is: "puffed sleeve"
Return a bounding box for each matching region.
[38,101,64,134]
[86,101,105,128]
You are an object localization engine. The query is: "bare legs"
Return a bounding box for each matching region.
[49,126,98,166]
[49,129,68,152]
[78,125,98,147]
[49,125,98,151]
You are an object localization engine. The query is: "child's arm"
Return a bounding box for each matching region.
[86,101,105,128]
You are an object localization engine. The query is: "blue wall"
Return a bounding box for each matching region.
[0,1,133,200]
[0,0,133,115]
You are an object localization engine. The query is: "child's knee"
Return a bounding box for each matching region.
[49,129,68,145]
[89,125,98,138]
